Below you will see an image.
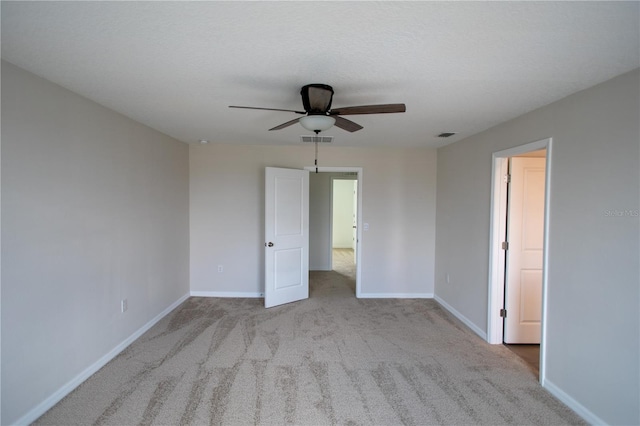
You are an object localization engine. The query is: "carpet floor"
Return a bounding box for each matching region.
[35,251,584,425]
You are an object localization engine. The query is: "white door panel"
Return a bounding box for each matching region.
[504,157,545,343]
[265,167,309,308]
[274,248,303,289]
[520,270,543,323]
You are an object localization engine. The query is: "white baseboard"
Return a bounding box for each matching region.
[434,295,487,340]
[543,379,606,425]
[433,296,602,425]
[358,292,434,299]
[14,293,190,426]
[191,291,264,298]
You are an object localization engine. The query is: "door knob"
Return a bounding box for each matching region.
[266,242,274,247]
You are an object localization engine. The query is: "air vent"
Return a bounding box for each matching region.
[437,132,457,138]
[300,135,334,143]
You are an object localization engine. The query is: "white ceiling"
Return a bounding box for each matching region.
[2,1,638,148]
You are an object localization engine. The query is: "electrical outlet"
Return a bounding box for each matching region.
[217,265,223,273]
[121,299,128,313]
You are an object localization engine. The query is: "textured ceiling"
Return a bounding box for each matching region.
[2,1,639,148]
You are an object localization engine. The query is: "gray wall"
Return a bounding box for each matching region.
[434,69,639,424]
[309,172,343,270]
[1,61,190,425]
[190,144,437,297]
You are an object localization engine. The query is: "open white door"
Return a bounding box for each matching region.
[504,157,546,343]
[265,167,309,308]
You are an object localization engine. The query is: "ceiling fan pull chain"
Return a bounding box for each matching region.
[315,140,319,173]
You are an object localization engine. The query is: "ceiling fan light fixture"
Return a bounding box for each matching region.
[299,115,335,132]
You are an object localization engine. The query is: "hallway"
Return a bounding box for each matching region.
[332,248,356,279]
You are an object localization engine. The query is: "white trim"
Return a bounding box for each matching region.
[543,379,606,425]
[194,291,434,300]
[329,176,335,270]
[304,166,363,298]
[435,295,488,340]
[13,292,190,426]
[539,139,553,384]
[490,139,549,159]
[190,291,264,298]
[487,156,509,344]
[359,292,434,299]
[486,137,552,384]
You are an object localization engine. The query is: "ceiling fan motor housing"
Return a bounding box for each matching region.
[301,84,334,114]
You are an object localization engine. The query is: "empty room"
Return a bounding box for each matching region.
[2,2,638,425]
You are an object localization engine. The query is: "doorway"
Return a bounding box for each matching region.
[505,153,546,344]
[331,177,357,279]
[306,167,363,297]
[487,138,552,384]
[503,151,546,375]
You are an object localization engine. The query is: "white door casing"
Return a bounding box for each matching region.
[264,167,309,308]
[504,157,546,343]
[352,180,358,263]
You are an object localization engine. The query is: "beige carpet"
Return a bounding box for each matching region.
[35,250,584,425]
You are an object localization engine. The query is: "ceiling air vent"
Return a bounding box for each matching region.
[437,132,457,138]
[300,135,334,143]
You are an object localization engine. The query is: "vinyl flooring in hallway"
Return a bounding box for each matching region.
[332,248,356,279]
[504,344,540,376]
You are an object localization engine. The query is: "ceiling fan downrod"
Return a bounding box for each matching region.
[315,138,319,174]
[313,128,323,173]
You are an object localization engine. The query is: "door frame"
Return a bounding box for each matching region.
[487,138,552,384]
[305,166,363,298]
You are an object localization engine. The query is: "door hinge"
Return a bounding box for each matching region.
[504,174,511,183]
[501,241,509,250]
[500,308,507,318]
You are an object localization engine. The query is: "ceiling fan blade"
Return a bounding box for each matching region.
[330,103,406,115]
[269,117,301,131]
[229,105,306,114]
[334,116,363,132]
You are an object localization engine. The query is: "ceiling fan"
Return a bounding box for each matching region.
[229,84,406,133]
